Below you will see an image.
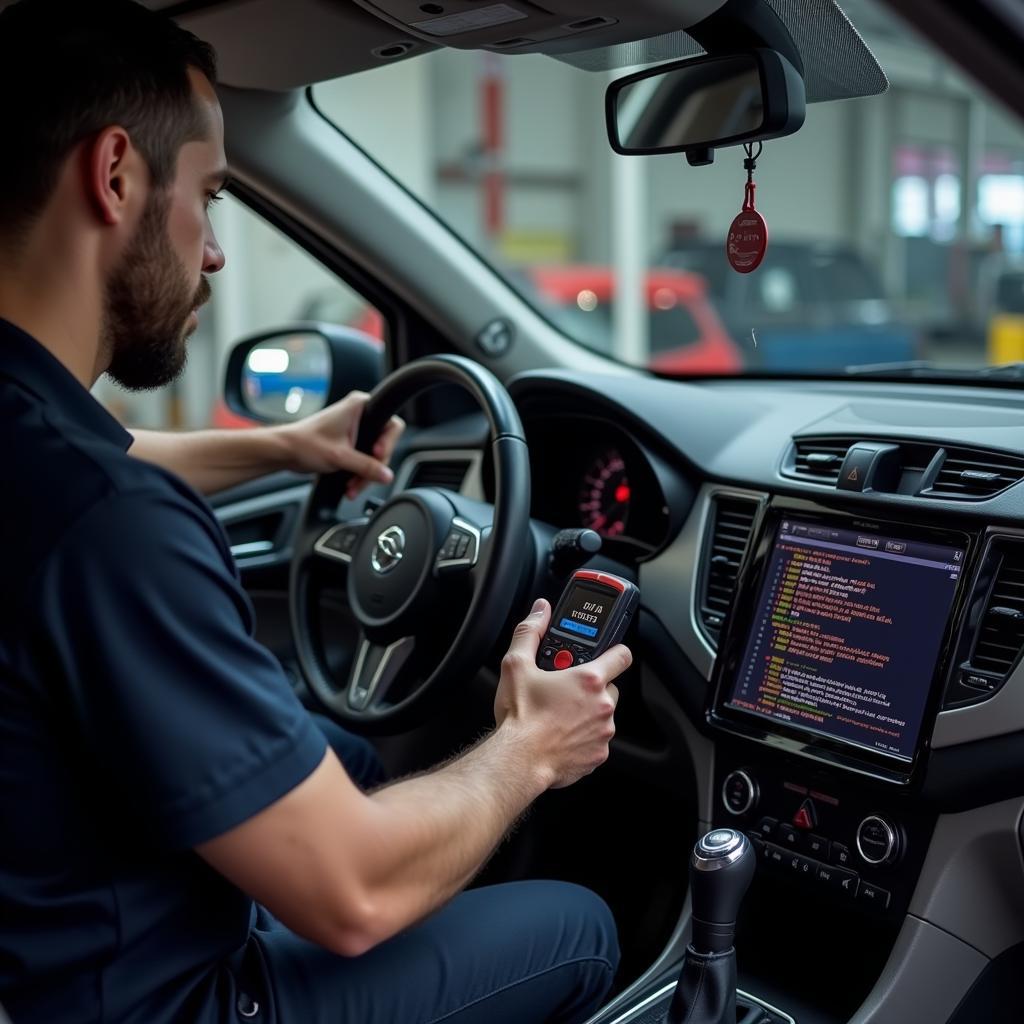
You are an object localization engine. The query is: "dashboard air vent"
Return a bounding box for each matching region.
[700,496,758,644]
[788,438,854,484]
[408,459,470,492]
[926,447,1024,499]
[970,543,1024,677]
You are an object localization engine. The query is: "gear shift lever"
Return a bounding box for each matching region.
[666,829,756,1024]
[690,829,756,954]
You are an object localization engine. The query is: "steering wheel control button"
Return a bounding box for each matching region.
[553,649,574,670]
[857,881,892,912]
[856,816,900,866]
[435,518,482,573]
[721,770,758,816]
[315,521,367,563]
[828,843,853,868]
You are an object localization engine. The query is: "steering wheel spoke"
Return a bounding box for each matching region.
[433,516,484,576]
[313,516,370,565]
[347,634,416,711]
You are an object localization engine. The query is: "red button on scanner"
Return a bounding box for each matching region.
[553,649,574,670]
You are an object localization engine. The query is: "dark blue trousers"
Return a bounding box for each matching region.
[240,716,620,1023]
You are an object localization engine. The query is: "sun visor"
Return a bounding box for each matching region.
[556,0,888,103]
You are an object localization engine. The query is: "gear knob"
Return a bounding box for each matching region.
[689,828,756,954]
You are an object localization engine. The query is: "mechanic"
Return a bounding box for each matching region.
[0,2,631,1022]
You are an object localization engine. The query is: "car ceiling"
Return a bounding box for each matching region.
[128,0,886,98]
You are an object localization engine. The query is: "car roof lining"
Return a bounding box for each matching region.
[128,0,889,100]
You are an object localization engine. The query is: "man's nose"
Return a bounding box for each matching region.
[204,232,226,274]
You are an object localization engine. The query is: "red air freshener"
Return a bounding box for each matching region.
[727,143,768,274]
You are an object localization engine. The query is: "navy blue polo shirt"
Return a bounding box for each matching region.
[0,319,328,1023]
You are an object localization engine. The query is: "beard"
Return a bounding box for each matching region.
[103,190,211,392]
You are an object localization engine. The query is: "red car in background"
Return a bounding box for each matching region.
[519,265,743,374]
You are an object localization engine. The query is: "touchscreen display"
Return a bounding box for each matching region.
[554,583,614,640]
[724,518,964,761]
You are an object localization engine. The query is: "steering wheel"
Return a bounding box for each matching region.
[289,355,531,731]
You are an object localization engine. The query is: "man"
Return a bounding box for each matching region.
[0,2,632,1022]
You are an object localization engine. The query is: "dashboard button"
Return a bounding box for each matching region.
[721,770,758,816]
[765,844,787,870]
[553,650,574,670]
[777,824,801,849]
[792,799,817,830]
[816,862,859,898]
[829,843,853,868]
[786,852,815,879]
[857,882,891,911]
[805,834,830,859]
[857,816,900,866]
[756,817,778,841]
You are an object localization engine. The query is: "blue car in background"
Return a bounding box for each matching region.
[660,239,919,371]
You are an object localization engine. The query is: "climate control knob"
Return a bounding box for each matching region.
[721,769,758,816]
[856,815,900,866]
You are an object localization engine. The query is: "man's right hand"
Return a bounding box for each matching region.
[494,598,632,789]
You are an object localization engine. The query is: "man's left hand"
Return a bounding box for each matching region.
[275,391,404,499]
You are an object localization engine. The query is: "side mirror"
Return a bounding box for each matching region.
[223,323,384,425]
[606,49,805,158]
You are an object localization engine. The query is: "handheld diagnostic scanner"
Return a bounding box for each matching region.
[537,569,639,671]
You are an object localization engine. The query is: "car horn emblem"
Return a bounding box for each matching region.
[371,525,406,574]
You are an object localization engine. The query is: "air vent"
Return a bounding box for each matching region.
[700,497,758,644]
[787,438,854,483]
[926,447,1024,499]
[408,458,469,492]
[970,544,1024,677]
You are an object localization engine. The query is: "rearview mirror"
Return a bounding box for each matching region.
[223,324,384,425]
[606,50,805,158]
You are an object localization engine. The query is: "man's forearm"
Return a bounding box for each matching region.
[357,723,550,944]
[129,428,292,495]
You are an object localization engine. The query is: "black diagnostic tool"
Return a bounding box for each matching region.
[537,570,639,671]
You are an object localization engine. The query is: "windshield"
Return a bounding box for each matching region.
[313,0,1024,377]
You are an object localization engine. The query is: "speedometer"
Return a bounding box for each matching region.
[578,449,631,538]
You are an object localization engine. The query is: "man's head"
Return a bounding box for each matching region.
[0,0,226,389]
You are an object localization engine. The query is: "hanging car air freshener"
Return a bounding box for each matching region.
[726,142,768,274]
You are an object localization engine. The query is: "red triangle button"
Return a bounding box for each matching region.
[793,799,817,830]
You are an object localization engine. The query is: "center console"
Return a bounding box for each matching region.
[705,504,972,927]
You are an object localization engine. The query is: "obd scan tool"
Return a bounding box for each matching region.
[537,570,639,671]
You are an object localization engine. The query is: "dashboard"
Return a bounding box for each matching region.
[518,416,676,557]
[502,369,1024,933]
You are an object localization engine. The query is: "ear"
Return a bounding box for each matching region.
[85,126,142,227]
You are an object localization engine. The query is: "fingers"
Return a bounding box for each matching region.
[502,599,551,667]
[339,449,394,487]
[575,644,632,690]
[372,415,405,463]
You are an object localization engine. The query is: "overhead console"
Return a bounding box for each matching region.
[346,0,726,55]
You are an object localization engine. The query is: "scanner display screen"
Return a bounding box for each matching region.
[554,583,614,641]
[724,518,963,762]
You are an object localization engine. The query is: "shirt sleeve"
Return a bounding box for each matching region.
[24,487,328,849]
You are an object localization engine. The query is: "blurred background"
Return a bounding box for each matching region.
[97,0,1024,429]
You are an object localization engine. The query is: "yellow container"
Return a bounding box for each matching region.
[988,313,1024,364]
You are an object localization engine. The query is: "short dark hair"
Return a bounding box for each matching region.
[0,0,217,236]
